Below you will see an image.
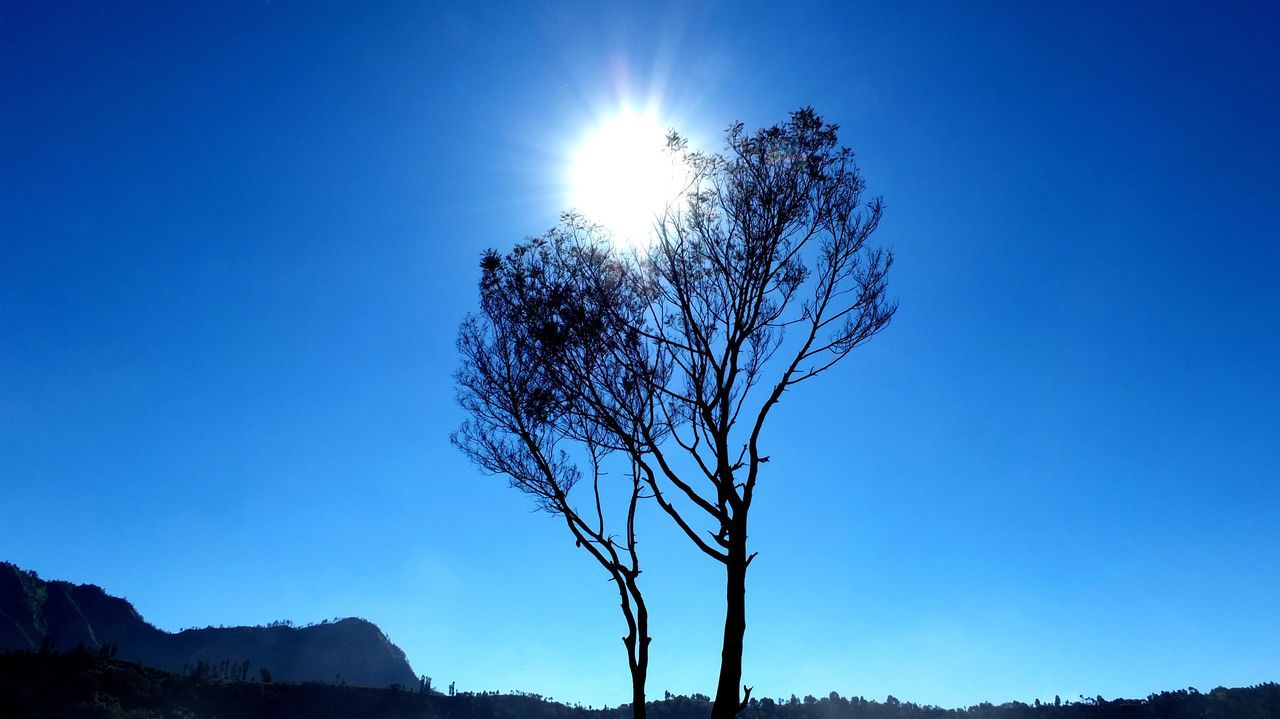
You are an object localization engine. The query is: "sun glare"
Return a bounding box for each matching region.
[569,109,687,246]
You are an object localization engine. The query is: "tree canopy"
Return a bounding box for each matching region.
[455,107,895,718]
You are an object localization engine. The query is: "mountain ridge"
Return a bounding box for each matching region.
[0,561,418,688]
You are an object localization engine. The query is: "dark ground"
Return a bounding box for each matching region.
[2,652,1276,719]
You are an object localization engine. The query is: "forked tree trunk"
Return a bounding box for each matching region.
[630,640,648,719]
[710,539,748,719]
[623,581,651,719]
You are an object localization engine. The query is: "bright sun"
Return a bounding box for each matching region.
[569,109,687,246]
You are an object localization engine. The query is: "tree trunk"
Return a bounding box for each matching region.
[631,607,649,719]
[625,586,650,719]
[710,542,747,719]
[631,650,648,719]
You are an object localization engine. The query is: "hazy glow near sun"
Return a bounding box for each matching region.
[569,109,687,245]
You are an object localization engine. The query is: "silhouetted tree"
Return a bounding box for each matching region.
[455,241,654,714]
[458,107,893,719]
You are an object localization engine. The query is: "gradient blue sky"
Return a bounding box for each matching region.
[2,0,1277,709]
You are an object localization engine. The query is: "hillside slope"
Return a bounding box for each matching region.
[0,562,418,688]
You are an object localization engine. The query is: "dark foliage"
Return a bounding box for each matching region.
[0,652,550,719]
[3,652,1276,719]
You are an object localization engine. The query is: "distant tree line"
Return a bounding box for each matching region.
[3,652,1276,719]
[637,685,1280,719]
[182,658,254,682]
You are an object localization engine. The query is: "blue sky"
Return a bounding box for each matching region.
[2,0,1277,709]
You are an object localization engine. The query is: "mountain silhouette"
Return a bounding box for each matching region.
[0,561,418,688]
